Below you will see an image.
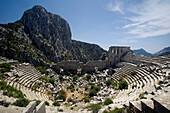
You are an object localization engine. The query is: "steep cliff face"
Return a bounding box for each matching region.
[0,5,107,66]
[20,5,72,62]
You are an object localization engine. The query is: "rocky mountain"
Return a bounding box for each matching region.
[0,5,106,66]
[154,46,170,56]
[133,48,152,57]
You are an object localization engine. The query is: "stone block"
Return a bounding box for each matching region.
[36,101,46,113]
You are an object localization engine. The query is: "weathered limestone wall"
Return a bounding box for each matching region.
[108,46,130,66]
[22,101,36,113]
[22,101,46,113]
[52,60,109,72]
[36,101,46,113]
[52,60,82,72]
[51,46,131,72]
[82,60,109,72]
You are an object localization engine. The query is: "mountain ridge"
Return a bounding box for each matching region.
[0,5,107,66]
[133,48,152,57]
[133,47,170,57]
[154,46,170,56]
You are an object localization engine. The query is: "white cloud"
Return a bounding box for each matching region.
[123,0,170,39]
[107,0,124,14]
[119,38,138,44]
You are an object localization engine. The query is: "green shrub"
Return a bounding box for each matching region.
[0,63,11,73]
[0,81,24,98]
[88,82,93,86]
[73,75,79,81]
[39,76,49,82]
[0,81,7,90]
[83,97,90,103]
[89,104,101,113]
[106,79,112,86]
[0,63,11,69]
[89,85,101,97]
[0,74,5,80]
[57,90,66,101]
[89,89,97,97]
[59,75,63,81]
[47,91,52,95]
[91,85,101,92]
[49,78,55,84]
[12,98,30,107]
[118,80,128,90]
[33,99,41,106]
[36,66,46,74]
[86,74,91,80]
[131,71,137,76]
[12,90,24,98]
[45,101,49,106]
[104,98,113,105]
[53,101,60,106]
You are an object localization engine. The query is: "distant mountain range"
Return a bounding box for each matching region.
[133,46,170,57]
[153,47,170,56]
[133,48,152,57]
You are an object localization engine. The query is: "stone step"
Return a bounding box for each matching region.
[129,101,142,113]
[141,99,155,113]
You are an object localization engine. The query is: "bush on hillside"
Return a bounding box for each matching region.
[83,97,90,103]
[59,75,63,81]
[33,99,41,106]
[106,79,112,86]
[131,71,137,76]
[118,80,128,90]
[57,90,66,101]
[39,76,49,82]
[36,66,46,74]
[0,81,24,98]
[89,89,97,97]
[49,78,55,84]
[53,101,60,106]
[89,85,101,97]
[0,74,5,80]
[0,63,11,73]
[73,75,79,82]
[89,104,101,113]
[12,98,30,107]
[86,74,91,80]
[104,98,113,105]
[45,101,49,106]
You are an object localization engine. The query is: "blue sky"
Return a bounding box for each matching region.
[0,0,170,53]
